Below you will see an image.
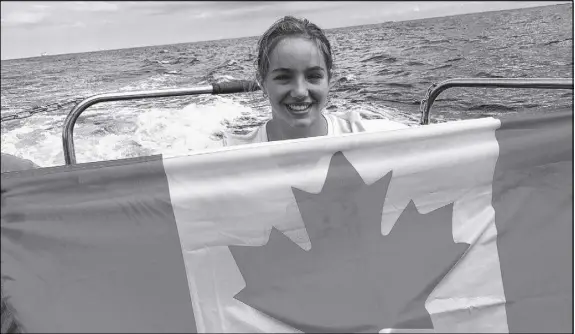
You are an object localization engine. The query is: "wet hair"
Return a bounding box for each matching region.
[256,16,333,86]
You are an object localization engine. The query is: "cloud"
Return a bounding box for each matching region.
[219,3,277,17]
[61,21,87,29]
[92,1,346,21]
[192,12,212,19]
[0,1,119,29]
[120,1,207,16]
[1,10,49,27]
[117,1,277,17]
[69,1,119,12]
[213,2,367,23]
[32,4,51,10]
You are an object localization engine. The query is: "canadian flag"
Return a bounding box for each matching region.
[1,111,571,333]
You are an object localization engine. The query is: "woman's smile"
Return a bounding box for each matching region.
[285,102,313,115]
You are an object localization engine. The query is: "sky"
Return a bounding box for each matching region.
[0,1,569,60]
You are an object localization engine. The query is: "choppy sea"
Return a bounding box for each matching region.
[1,3,572,167]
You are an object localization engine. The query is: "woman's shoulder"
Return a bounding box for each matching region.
[362,116,410,132]
[328,110,409,134]
[222,123,268,147]
[327,110,365,134]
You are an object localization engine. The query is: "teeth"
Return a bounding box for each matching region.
[287,104,311,111]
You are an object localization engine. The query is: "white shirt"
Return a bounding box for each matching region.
[223,111,408,147]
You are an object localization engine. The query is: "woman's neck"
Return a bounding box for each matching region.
[266,115,328,142]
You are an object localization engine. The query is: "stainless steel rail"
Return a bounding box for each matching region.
[62,81,260,165]
[419,78,573,125]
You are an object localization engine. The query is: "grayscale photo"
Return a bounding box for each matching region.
[1,1,573,333]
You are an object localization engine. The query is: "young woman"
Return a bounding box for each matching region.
[223,16,371,146]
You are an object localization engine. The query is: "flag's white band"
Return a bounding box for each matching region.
[164,117,507,333]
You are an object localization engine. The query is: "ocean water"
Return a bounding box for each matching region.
[1,4,572,167]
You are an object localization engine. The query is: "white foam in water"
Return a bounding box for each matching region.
[118,74,173,91]
[131,96,248,158]
[74,95,252,164]
[1,115,68,167]
[1,96,250,167]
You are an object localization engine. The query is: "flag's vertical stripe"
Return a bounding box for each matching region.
[1,155,196,333]
[493,111,573,333]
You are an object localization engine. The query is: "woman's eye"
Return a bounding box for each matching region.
[273,74,323,81]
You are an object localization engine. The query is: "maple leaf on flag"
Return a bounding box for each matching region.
[229,151,469,333]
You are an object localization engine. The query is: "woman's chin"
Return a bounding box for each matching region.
[286,110,322,126]
[289,118,313,127]
[288,114,325,129]
[272,107,323,129]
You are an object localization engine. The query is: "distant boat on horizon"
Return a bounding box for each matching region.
[41,52,48,57]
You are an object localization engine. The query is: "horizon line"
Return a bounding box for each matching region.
[1,2,569,61]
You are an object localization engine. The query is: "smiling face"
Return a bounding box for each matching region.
[262,36,330,131]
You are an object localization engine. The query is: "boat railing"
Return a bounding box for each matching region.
[62,78,573,165]
[419,78,573,125]
[62,81,260,165]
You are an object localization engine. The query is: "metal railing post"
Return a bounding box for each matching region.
[420,78,573,125]
[62,81,259,165]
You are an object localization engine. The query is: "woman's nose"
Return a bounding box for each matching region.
[290,78,309,99]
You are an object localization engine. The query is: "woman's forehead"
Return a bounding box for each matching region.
[268,37,326,70]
